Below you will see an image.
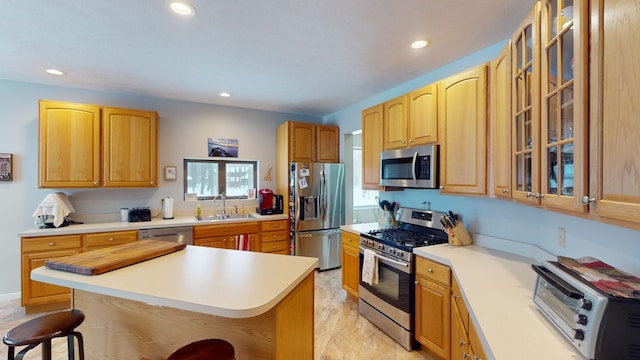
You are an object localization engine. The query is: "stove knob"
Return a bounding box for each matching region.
[389,248,395,255]
[574,329,585,341]
[378,244,384,250]
[396,250,403,257]
[580,299,593,311]
[576,314,588,326]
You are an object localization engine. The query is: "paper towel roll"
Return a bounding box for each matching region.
[163,197,174,219]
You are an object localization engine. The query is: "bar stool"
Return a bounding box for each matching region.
[167,339,235,360]
[3,309,85,360]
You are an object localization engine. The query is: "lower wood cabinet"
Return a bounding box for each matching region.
[341,230,360,298]
[415,256,488,360]
[415,257,451,359]
[260,220,289,254]
[21,235,82,313]
[84,230,137,251]
[194,222,259,250]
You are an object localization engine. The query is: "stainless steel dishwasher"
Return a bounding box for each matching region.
[138,226,193,245]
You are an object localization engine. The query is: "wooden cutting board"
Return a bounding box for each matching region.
[45,239,186,275]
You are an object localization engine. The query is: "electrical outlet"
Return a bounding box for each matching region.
[557,227,566,248]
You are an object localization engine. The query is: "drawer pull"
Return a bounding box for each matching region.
[273,245,277,249]
[109,237,114,242]
[428,268,433,273]
[49,242,54,246]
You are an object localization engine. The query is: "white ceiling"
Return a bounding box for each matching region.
[0,0,534,116]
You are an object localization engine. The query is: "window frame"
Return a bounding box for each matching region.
[183,158,258,200]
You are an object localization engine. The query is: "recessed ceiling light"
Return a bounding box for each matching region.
[411,39,430,49]
[169,1,196,17]
[220,92,231,98]
[45,69,65,76]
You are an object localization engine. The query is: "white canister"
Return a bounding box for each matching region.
[120,208,129,222]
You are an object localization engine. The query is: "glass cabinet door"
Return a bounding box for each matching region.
[511,3,540,203]
[541,0,587,212]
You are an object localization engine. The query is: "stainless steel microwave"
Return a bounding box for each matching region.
[379,144,438,188]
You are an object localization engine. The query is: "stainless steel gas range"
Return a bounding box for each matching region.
[358,207,448,351]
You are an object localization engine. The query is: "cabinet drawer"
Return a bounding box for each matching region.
[261,239,289,253]
[262,230,288,243]
[22,235,82,252]
[416,257,451,286]
[84,230,137,248]
[260,220,288,232]
[342,231,360,251]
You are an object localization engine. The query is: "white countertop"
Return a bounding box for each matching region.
[19,213,288,237]
[414,244,583,360]
[32,245,318,319]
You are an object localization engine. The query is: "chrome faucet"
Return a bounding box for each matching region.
[213,193,226,215]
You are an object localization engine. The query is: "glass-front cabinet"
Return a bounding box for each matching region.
[511,2,541,204]
[540,0,587,212]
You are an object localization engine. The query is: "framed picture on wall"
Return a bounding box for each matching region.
[0,153,12,181]
[164,166,177,180]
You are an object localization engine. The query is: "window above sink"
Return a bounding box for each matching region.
[183,158,258,200]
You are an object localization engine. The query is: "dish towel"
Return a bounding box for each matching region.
[31,192,75,227]
[235,234,250,251]
[362,249,379,285]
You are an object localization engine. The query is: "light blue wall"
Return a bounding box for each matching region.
[0,79,321,296]
[322,40,640,277]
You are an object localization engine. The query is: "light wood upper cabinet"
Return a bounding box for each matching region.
[361,104,384,190]
[511,3,542,204]
[587,0,640,226]
[408,83,439,145]
[491,42,513,199]
[289,122,316,162]
[539,0,588,213]
[439,65,488,195]
[38,100,158,188]
[383,95,408,150]
[38,101,101,188]
[316,124,340,163]
[102,107,157,187]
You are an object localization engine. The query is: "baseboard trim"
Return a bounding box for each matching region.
[0,292,21,302]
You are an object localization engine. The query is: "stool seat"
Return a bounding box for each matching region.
[3,309,85,360]
[167,339,235,360]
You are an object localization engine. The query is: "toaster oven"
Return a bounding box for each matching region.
[532,261,640,360]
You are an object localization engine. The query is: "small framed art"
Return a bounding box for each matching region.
[0,153,12,181]
[164,166,177,180]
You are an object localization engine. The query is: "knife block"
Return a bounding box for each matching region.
[447,221,473,246]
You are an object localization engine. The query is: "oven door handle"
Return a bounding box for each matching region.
[532,264,583,299]
[374,253,409,268]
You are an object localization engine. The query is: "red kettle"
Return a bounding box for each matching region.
[258,188,274,211]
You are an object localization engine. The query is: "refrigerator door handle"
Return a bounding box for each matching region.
[320,170,326,223]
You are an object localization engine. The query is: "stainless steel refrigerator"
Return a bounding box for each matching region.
[290,162,345,271]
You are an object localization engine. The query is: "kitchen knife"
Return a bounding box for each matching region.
[448,211,457,225]
[439,216,449,229]
[443,215,456,229]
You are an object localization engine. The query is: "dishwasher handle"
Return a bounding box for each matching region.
[138,227,194,245]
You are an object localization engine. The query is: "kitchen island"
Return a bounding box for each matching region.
[32,245,318,359]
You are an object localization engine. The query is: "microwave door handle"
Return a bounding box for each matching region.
[412,151,418,183]
[532,265,584,299]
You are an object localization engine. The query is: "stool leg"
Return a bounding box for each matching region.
[73,332,85,360]
[15,344,38,360]
[41,339,52,360]
[7,345,15,360]
[67,334,75,360]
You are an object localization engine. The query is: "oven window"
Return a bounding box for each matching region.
[359,253,412,313]
[535,277,581,324]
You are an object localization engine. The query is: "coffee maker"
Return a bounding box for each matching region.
[256,188,283,215]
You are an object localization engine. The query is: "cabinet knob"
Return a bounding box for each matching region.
[582,196,596,205]
[535,193,545,199]
[49,242,54,246]
[501,189,509,194]
[150,181,154,185]
[428,268,433,273]
[458,339,466,346]
[273,235,277,239]
[409,139,413,143]
[439,186,444,190]
[526,191,533,198]
[109,237,114,242]
[273,245,277,249]
[93,181,98,186]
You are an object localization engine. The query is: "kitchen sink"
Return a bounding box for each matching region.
[196,213,256,222]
